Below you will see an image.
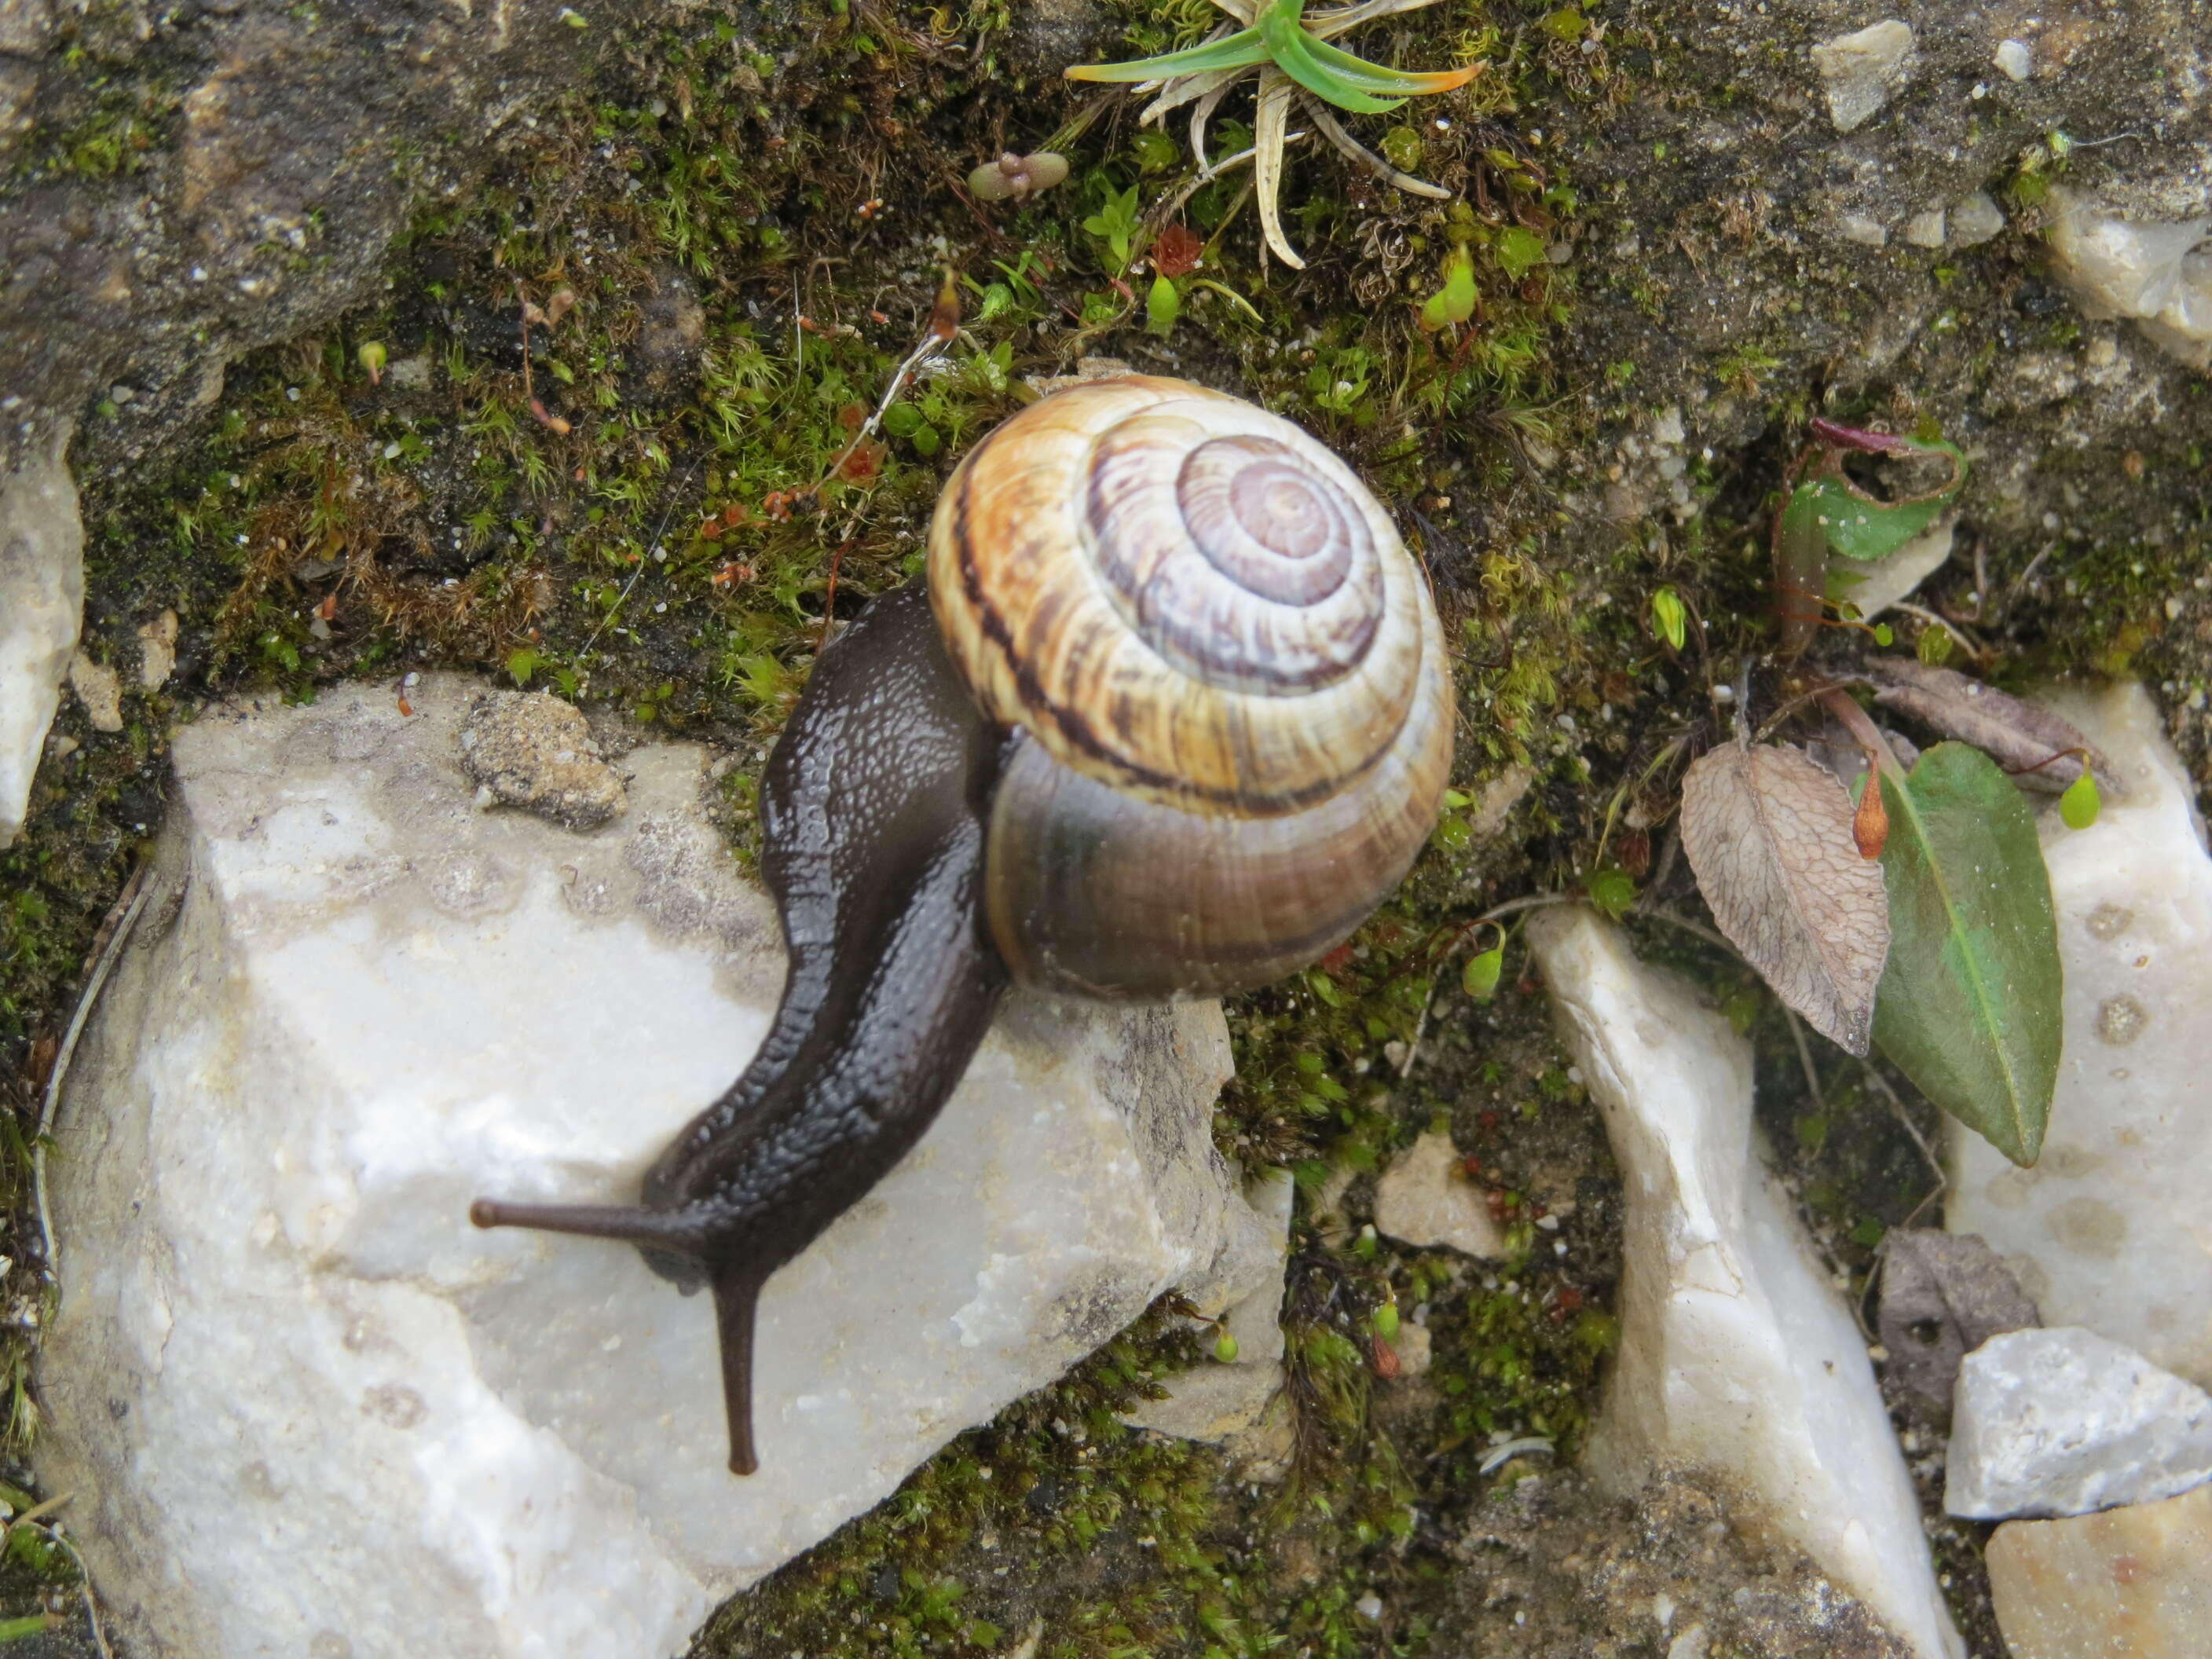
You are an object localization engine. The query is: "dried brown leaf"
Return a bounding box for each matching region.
[1865,657,2124,796]
[1681,742,1892,1054]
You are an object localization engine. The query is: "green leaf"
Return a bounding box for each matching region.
[1790,474,1947,562]
[1064,26,1269,83]
[1145,273,1181,336]
[1650,585,1686,650]
[505,646,540,687]
[1870,743,2063,1166]
[1494,225,1548,280]
[1259,2,1404,112]
[2060,768,2101,830]
[1418,247,1475,330]
[1463,944,1503,1001]
[1584,866,1637,920]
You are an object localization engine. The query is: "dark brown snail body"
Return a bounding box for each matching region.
[472,376,1452,1474]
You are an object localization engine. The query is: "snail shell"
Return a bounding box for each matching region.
[928,375,1453,998]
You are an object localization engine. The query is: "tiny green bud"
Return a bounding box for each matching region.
[1214,1331,1240,1363]
[2060,767,2100,830]
[357,340,388,385]
[1372,1302,1401,1339]
[1463,944,1504,1001]
[1650,585,1686,651]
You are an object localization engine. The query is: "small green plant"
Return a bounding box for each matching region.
[1067,0,1481,267]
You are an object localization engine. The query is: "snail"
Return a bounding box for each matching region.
[471,375,1452,1474]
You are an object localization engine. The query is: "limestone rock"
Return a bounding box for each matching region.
[1986,1484,2212,1659]
[1375,1130,1505,1258]
[2045,187,2212,369]
[136,609,178,690]
[458,688,627,828]
[1122,1171,1294,1451]
[1809,20,1916,134]
[1946,684,2212,1390]
[1834,519,1951,624]
[0,426,82,848]
[1949,191,2005,249]
[67,651,123,733]
[1876,1228,2038,1427]
[35,674,1262,1659]
[1527,907,1962,1659]
[1947,1328,2212,1520]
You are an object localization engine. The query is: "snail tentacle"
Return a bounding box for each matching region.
[473,584,1009,1475]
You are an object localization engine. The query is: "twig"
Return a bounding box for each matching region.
[1859,1062,1948,1215]
[46,1525,112,1659]
[1781,1005,1826,1115]
[815,324,950,493]
[35,866,154,1288]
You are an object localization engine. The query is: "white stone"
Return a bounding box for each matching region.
[1987,1485,2212,1659]
[136,608,178,690]
[1902,208,1947,249]
[1374,1130,1505,1258]
[1947,683,2212,1390]
[1835,212,1890,247]
[1527,908,1963,1659]
[1947,1328,2212,1519]
[1950,190,2006,248]
[0,425,82,848]
[1994,38,2032,81]
[1122,1170,1294,1448]
[35,675,1267,1659]
[1810,20,1917,133]
[67,650,123,732]
[2045,185,2212,369]
[1835,518,1952,621]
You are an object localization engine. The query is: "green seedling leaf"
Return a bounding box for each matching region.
[1869,743,2062,1166]
[1064,26,1269,82]
[2060,768,2100,830]
[1214,1330,1240,1363]
[1494,225,1548,280]
[1372,1302,1401,1339]
[1463,943,1503,1001]
[1418,247,1475,330]
[1145,273,1181,336]
[1584,866,1638,920]
[1650,585,1687,650]
[1259,1,1404,112]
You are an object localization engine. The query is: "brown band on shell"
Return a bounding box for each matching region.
[947,424,1386,815]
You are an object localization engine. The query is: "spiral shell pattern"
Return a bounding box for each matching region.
[929,375,1441,819]
[927,375,1452,998]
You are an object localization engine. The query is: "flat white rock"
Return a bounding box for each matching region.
[1946,683,2212,1389]
[1948,1328,2212,1519]
[35,675,1273,1659]
[1809,20,1916,133]
[2045,186,2212,368]
[1527,908,1962,1659]
[1374,1130,1505,1258]
[0,426,82,848]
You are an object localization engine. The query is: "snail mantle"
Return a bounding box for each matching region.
[33,676,1280,1659]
